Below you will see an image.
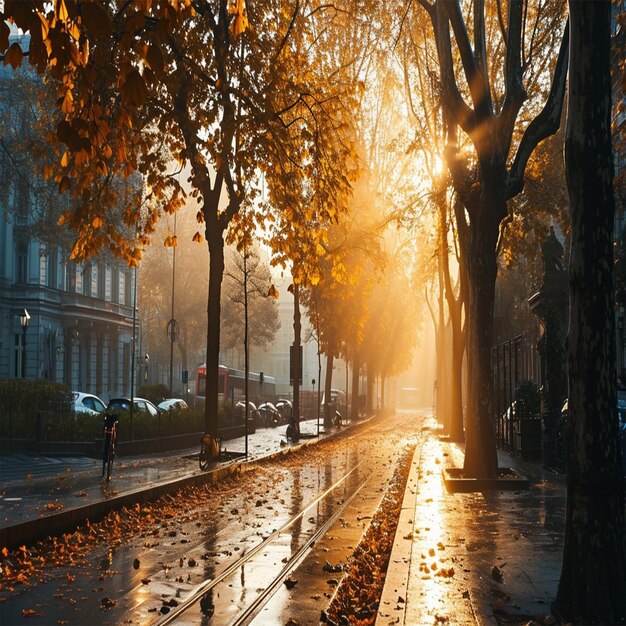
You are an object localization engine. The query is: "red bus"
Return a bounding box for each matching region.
[196,365,276,405]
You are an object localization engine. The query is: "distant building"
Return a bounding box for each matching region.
[0,27,136,401]
[250,280,347,398]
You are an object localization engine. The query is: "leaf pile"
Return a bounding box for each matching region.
[324,445,415,626]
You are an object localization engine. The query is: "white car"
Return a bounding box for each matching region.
[107,397,161,417]
[158,398,189,411]
[72,392,107,416]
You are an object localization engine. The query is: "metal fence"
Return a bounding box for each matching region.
[491,333,541,450]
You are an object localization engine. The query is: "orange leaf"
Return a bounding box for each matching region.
[59,176,71,194]
[121,69,147,107]
[3,42,24,69]
[80,2,113,40]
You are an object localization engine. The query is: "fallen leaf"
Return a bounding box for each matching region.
[491,565,503,583]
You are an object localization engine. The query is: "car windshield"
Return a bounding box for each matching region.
[109,400,130,411]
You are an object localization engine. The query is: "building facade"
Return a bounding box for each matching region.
[0,28,136,401]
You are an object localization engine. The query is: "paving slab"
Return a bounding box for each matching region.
[378,422,566,626]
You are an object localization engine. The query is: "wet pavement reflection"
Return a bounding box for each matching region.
[395,429,566,626]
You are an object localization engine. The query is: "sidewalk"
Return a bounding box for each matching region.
[0,419,331,549]
[378,422,566,626]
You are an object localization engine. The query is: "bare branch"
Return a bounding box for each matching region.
[429,3,476,135]
[506,19,568,200]
[445,0,492,121]
[498,0,526,152]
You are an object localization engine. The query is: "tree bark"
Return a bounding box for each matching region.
[204,214,226,437]
[440,192,466,441]
[292,282,301,439]
[351,354,360,420]
[554,3,626,622]
[324,350,334,427]
[462,207,500,478]
[366,364,374,415]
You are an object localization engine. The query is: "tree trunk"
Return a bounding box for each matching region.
[462,209,499,478]
[554,3,626,622]
[292,282,301,439]
[324,350,334,427]
[443,198,467,442]
[204,218,226,437]
[351,354,360,420]
[449,313,465,441]
[436,263,450,432]
[366,364,374,415]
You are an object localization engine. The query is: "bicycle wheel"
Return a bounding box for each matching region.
[106,442,115,481]
[199,443,209,470]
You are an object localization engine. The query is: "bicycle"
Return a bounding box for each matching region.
[102,413,118,481]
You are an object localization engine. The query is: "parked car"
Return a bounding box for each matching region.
[235,401,261,426]
[321,389,346,419]
[107,397,160,417]
[72,392,107,416]
[158,398,188,412]
[258,402,280,427]
[275,399,293,422]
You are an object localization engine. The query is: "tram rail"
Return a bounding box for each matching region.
[153,460,370,625]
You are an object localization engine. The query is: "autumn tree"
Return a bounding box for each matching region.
[1,1,357,445]
[410,0,569,477]
[220,246,280,359]
[138,209,208,389]
[553,1,626,621]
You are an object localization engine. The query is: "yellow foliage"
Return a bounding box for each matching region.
[229,0,249,36]
[92,216,104,229]
[192,231,203,243]
[58,0,69,22]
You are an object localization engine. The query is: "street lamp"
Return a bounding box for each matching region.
[20,309,30,378]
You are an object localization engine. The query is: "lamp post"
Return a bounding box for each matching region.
[20,309,30,378]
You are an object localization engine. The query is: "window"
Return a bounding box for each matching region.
[39,248,47,286]
[66,262,76,293]
[125,271,133,306]
[119,271,126,304]
[91,264,98,297]
[98,264,106,299]
[16,241,28,284]
[47,247,57,289]
[75,263,83,293]
[112,269,119,303]
[105,267,112,301]
[83,264,91,296]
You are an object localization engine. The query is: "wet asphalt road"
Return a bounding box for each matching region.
[0,411,425,625]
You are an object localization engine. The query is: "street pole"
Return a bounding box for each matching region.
[244,247,249,458]
[130,265,137,441]
[20,309,30,379]
[169,213,177,397]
